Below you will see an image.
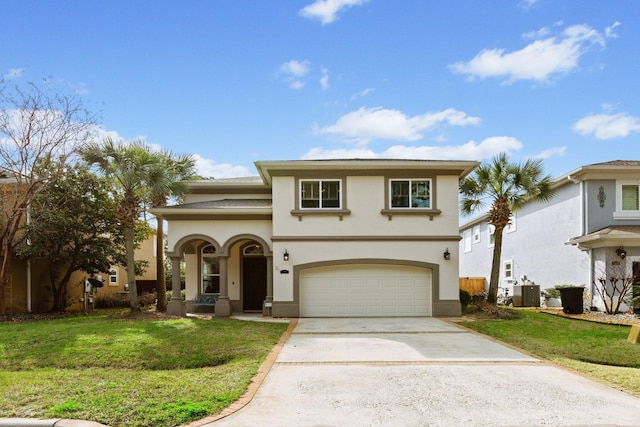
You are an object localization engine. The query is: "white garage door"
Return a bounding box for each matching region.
[300,264,432,317]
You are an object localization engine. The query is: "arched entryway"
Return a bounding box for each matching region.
[241,243,267,312]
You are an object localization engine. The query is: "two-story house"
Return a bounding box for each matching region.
[459,160,640,309]
[153,159,479,318]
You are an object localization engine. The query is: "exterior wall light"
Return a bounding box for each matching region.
[443,248,451,260]
[283,249,290,261]
[616,246,627,259]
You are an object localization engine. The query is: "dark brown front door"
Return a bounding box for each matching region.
[243,257,267,311]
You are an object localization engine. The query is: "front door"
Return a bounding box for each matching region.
[243,256,267,311]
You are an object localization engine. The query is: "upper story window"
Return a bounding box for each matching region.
[614,181,640,219]
[300,179,341,209]
[390,179,431,209]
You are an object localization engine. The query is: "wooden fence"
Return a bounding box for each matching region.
[459,277,486,295]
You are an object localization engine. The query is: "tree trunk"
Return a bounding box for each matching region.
[0,248,14,314]
[487,225,505,304]
[155,215,167,312]
[124,225,140,312]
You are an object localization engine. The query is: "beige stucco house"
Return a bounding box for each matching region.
[153,159,478,318]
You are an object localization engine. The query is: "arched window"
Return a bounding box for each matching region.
[201,245,219,294]
[243,244,264,256]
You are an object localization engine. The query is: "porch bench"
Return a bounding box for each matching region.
[188,294,218,313]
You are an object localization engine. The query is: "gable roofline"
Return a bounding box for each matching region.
[255,159,480,185]
[564,160,640,182]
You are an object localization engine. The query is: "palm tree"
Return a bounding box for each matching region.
[460,153,556,304]
[147,151,196,312]
[81,138,159,312]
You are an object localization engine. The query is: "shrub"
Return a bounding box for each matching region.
[459,289,472,310]
[95,293,130,309]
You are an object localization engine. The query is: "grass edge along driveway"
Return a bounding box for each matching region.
[0,311,288,427]
[461,310,640,398]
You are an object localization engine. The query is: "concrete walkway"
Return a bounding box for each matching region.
[195,317,640,427]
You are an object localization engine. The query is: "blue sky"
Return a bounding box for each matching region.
[2,0,639,179]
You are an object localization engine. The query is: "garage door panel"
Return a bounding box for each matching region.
[300,264,432,317]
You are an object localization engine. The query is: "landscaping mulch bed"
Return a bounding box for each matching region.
[541,308,640,326]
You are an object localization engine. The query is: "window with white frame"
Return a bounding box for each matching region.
[390,179,431,208]
[300,179,341,209]
[109,269,118,286]
[503,259,514,283]
[614,182,640,218]
[201,245,220,294]
[488,224,495,248]
[473,226,481,243]
[506,213,516,233]
[463,229,472,253]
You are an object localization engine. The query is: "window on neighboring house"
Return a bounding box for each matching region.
[390,179,431,208]
[473,226,481,243]
[201,245,220,294]
[488,225,495,248]
[622,184,639,210]
[109,269,118,286]
[615,182,640,218]
[504,259,514,283]
[463,229,472,253]
[506,214,516,233]
[300,179,341,209]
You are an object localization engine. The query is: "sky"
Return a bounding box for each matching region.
[1,0,639,179]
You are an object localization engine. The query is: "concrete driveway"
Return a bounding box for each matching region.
[196,317,640,427]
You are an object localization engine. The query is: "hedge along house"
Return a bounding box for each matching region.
[153,159,479,318]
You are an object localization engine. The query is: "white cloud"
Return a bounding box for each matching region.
[531,146,567,159]
[449,24,607,83]
[193,154,252,179]
[4,68,24,79]
[573,112,640,139]
[350,87,375,101]
[279,59,310,90]
[605,21,621,38]
[302,136,523,161]
[519,0,540,10]
[320,68,330,90]
[313,107,481,145]
[300,0,368,25]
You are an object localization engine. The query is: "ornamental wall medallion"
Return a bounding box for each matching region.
[597,186,606,208]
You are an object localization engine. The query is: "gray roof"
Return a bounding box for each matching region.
[167,199,272,210]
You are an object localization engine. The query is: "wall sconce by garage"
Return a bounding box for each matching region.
[616,246,627,259]
[283,249,290,261]
[443,248,451,261]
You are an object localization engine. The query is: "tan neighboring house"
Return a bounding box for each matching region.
[152,159,478,318]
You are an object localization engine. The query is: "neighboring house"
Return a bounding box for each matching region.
[459,160,640,307]
[153,159,479,318]
[4,231,157,314]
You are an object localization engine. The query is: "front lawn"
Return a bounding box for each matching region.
[462,310,640,396]
[0,310,288,427]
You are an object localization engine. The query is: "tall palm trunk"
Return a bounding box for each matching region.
[155,215,167,312]
[488,225,505,304]
[124,225,140,312]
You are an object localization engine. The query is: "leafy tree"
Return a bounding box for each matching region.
[81,138,158,312]
[147,151,196,312]
[0,80,96,313]
[460,153,555,304]
[17,165,124,311]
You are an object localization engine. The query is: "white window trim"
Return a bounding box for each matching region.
[614,180,640,219]
[299,179,342,210]
[503,259,514,283]
[505,213,516,233]
[463,229,472,253]
[108,269,118,286]
[473,225,481,243]
[487,224,495,248]
[389,178,432,209]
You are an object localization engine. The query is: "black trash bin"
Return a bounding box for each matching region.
[559,287,584,314]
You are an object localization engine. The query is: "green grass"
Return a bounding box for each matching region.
[462,310,640,396]
[0,310,288,426]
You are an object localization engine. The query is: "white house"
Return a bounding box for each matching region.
[152,159,479,318]
[459,160,640,308]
